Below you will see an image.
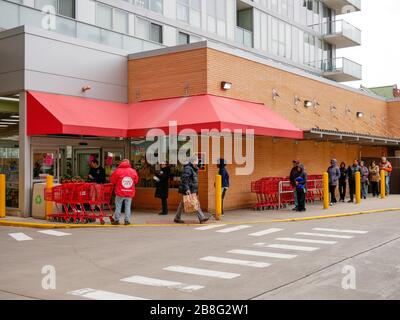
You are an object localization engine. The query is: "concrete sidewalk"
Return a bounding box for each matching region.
[0,195,399,228]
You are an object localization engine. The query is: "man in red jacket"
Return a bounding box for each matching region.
[110,159,139,225]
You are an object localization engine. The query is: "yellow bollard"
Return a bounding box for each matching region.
[45,175,54,220]
[0,174,5,218]
[215,174,222,221]
[380,170,386,199]
[323,172,329,210]
[355,171,361,204]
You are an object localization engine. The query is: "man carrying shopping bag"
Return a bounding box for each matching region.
[174,155,210,224]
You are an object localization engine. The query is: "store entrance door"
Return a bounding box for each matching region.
[74,148,101,180]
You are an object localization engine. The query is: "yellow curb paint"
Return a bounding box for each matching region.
[1,208,400,229]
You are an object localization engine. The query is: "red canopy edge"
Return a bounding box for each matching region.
[27,91,304,140]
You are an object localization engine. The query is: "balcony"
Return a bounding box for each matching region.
[0,0,165,53]
[311,20,361,49]
[320,0,361,13]
[309,57,362,82]
[235,26,253,48]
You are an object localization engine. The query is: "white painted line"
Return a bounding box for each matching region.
[38,230,71,237]
[296,232,354,239]
[164,266,240,279]
[276,238,338,245]
[262,244,319,252]
[216,225,252,233]
[67,288,148,300]
[195,224,226,231]
[228,249,297,259]
[249,228,283,237]
[120,276,204,292]
[200,256,271,268]
[9,233,33,241]
[313,228,368,234]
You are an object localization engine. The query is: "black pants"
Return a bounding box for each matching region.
[339,181,346,201]
[349,180,356,201]
[222,188,227,215]
[329,185,337,203]
[371,181,379,197]
[296,188,306,211]
[160,197,168,214]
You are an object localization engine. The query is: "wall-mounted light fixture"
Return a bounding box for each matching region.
[221,81,232,90]
[356,112,364,119]
[294,95,301,106]
[81,85,91,92]
[304,100,313,108]
[272,89,280,101]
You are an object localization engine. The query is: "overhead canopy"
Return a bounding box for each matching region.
[27,91,303,139]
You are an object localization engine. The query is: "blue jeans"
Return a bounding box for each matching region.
[386,175,390,195]
[361,182,368,199]
[114,196,132,223]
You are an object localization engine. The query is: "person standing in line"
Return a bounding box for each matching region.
[380,157,393,196]
[110,160,139,226]
[174,155,210,224]
[295,165,307,212]
[290,160,300,211]
[360,161,369,200]
[369,161,380,198]
[154,162,170,216]
[339,162,347,202]
[327,159,340,206]
[347,160,361,203]
[217,159,230,215]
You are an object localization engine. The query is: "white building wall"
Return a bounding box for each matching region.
[76,0,96,25]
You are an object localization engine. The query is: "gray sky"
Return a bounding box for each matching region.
[338,0,400,89]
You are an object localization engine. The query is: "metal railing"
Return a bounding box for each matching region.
[308,57,362,79]
[235,26,253,48]
[0,0,165,52]
[310,20,361,45]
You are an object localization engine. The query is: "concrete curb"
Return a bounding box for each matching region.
[1,207,399,229]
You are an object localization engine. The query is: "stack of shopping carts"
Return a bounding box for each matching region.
[44,183,114,225]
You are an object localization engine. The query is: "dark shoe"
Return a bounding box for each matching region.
[292,207,298,211]
[124,221,131,226]
[111,221,120,226]
[174,218,185,224]
[347,200,354,203]
[158,212,168,216]
[199,217,210,224]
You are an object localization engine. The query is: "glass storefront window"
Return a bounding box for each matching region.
[32,152,55,180]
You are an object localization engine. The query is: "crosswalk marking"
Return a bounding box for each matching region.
[217,225,252,233]
[195,224,226,231]
[248,228,283,237]
[164,266,240,279]
[258,243,320,252]
[296,232,354,239]
[38,230,71,237]
[120,276,204,292]
[228,249,297,259]
[276,237,338,245]
[313,228,368,234]
[67,288,148,300]
[9,233,33,241]
[200,256,271,268]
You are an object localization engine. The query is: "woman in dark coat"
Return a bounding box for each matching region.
[154,162,170,215]
[218,159,230,215]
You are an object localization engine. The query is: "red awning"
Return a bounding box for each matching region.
[27,91,303,139]
[27,91,129,137]
[128,95,303,139]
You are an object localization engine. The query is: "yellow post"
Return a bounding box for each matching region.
[45,175,54,220]
[323,172,329,210]
[215,174,222,221]
[355,171,361,204]
[0,174,6,218]
[380,170,386,199]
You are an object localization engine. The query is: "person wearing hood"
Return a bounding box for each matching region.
[218,159,230,215]
[295,164,307,212]
[339,162,347,202]
[110,159,139,225]
[327,159,340,206]
[174,155,210,224]
[360,161,369,199]
[289,160,301,211]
